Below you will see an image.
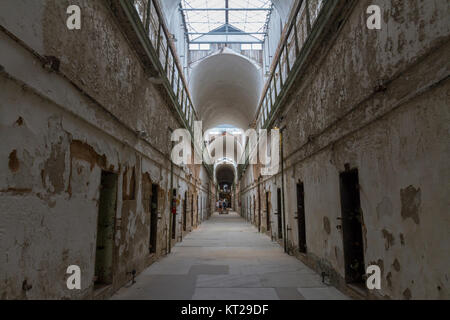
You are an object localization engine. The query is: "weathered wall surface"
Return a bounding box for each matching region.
[0,0,212,299]
[240,0,450,299]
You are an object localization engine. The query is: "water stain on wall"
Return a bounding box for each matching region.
[400,185,421,225]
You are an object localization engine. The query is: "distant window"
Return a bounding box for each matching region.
[189,43,200,50]
[241,43,263,51]
[252,43,263,50]
[189,43,211,51]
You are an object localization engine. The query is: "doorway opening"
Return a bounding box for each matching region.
[248,197,251,222]
[149,184,159,254]
[191,195,194,227]
[277,188,283,239]
[172,189,177,240]
[257,186,261,232]
[265,192,271,232]
[339,168,365,285]
[200,195,203,222]
[296,182,307,253]
[196,195,199,226]
[183,192,187,231]
[94,171,118,287]
[248,197,250,221]
[253,195,256,225]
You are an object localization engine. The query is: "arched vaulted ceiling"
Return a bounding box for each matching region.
[158,0,295,171]
[190,48,262,130]
[158,0,295,131]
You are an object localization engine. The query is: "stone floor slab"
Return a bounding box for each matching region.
[111,212,350,300]
[196,274,262,288]
[192,288,279,300]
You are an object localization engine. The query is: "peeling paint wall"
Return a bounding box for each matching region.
[0,0,212,299]
[240,0,450,299]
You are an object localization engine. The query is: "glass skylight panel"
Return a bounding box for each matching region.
[182,0,272,43]
[229,0,271,39]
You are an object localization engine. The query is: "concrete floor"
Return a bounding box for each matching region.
[112,212,350,300]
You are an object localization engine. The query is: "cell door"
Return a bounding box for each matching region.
[296,183,307,253]
[191,195,194,227]
[277,188,282,239]
[266,192,271,231]
[257,187,261,231]
[253,196,256,224]
[183,192,187,231]
[339,169,365,284]
[149,184,158,254]
[172,189,177,240]
[95,171,117,286]
[196,195,199,225]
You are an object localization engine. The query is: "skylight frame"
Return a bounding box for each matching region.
[181,0,273,43]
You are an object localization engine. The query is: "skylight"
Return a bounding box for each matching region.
[181,0,272,43]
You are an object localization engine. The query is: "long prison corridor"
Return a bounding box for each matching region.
[112,212,349,300]
[1,0,449,301]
